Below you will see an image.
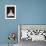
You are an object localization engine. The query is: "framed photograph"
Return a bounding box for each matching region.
[5,5,16,19]
[18,24,46,42]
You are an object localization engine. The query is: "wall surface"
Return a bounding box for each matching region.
[0,0,46,45]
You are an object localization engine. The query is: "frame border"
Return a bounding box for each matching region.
[5,5,16,19]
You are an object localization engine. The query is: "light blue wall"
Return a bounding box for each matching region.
[17,0,46,24]
[0,0,46,44]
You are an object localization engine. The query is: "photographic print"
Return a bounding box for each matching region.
[5,5,16,19]
[18,24,46,41]
[18,24,46,46]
